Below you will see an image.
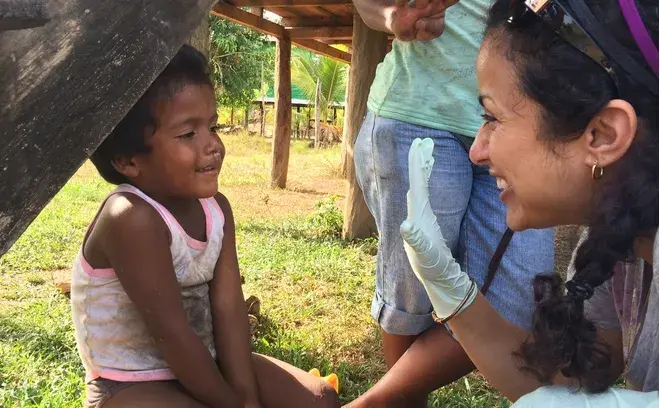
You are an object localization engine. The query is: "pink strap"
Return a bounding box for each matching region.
[115,185,212,250]
[112,185,177,231]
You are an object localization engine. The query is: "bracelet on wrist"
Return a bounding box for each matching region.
[431,279,477,325]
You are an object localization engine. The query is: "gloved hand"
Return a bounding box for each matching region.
[400,138,477,321]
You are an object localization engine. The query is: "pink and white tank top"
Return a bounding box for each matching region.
[71,184,225,383]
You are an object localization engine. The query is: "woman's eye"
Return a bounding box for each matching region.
[177,131,195,139]
[480,113,497,123]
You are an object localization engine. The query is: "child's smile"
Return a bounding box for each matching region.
[195,156,221,177]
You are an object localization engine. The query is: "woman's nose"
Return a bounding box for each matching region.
[469,131,491,166]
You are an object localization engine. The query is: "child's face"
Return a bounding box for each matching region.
[135,83,224,199]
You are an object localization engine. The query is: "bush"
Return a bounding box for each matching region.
[306,195,343,238]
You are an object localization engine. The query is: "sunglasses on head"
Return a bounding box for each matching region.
[507,0,620,92]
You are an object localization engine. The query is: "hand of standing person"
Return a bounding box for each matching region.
[353,0,458,41]
[388,0,458,41]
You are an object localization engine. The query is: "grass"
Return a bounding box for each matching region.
[0,132,509,407]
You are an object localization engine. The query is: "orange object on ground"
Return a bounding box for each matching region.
[308,368,339,394]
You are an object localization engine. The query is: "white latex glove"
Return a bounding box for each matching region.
[400,138,477,321]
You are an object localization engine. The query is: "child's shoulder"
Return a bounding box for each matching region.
[84,192,171,268]
[213,191,231,211]
[210,192,235,231]
[94,192,170,241]
[211,192,232,216]
[103,192,163,224]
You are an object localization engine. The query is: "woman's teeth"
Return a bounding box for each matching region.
[496,177,510,191]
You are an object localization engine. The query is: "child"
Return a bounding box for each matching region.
[71,45,340,408]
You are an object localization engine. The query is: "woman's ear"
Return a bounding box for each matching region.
[582,99,638,168]
[111,155,140,180]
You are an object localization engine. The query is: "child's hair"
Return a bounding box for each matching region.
[91,44,214,185]
[485,0,658,393]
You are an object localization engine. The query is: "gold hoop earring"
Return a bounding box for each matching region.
[592,161,604,180]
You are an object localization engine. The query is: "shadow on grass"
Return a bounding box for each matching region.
[288,187,333,197]
[252,313,384,405]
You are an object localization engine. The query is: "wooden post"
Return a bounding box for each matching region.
[296,105,301,138]
[260,60,266,137]
[306,108,312,138]
[270,37,291,188]
[260,103,265,137]
[339,70,351,177]
[314,78,321,148]
[0,0,216,258]
[244,105,250,130]
[342,12,388,240]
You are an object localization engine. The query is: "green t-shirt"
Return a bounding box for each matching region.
[367,0,490,138]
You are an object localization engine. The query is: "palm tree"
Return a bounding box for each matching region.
[291,48,348,123]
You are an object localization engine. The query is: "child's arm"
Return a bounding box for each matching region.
[99,194,242,408]
[209,193,262,407]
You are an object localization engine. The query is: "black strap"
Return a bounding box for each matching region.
[481,228,514,295]
[561,0,658,95]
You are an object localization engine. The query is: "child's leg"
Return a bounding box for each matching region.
[100,381,206,408]
[252,353,340,408]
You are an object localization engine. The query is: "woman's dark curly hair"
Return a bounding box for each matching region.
[90,44,213,185]
[485,0,658,393]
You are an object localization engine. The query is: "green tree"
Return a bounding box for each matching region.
[291,48,348,122]
[208,15,274,111]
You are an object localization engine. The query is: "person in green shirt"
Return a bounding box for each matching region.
[346,0,555,406]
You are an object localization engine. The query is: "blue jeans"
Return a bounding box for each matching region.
[354,112,554,334]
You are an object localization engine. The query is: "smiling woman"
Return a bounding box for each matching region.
[398,0,657,405]
[471,0,658,396]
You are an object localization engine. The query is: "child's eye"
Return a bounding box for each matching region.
[177,131,195,139]
[210,125,220,133]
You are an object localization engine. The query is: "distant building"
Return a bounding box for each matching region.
[256,84,346,108]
